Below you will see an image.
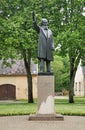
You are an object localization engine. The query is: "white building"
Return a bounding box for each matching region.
[74,64,85,97]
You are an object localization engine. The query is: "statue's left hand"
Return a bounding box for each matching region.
[32,11,35,21]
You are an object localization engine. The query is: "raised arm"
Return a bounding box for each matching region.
[32,11,40,33]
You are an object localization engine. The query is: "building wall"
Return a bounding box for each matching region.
[74,81,84,96]
[84,76,85,96]
[74,65,85,96]
[0,75,37,100]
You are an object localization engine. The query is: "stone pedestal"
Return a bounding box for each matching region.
[38,74,54,114]
[29,73,64,121]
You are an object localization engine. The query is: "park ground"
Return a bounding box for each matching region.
[0,96,85,116]
[0,115,85,130]
[0,96,85,130]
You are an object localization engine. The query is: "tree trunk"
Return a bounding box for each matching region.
[23,50,33,103]
[69,58,75,103]
[27,72,33,103]
[69,73,74,103]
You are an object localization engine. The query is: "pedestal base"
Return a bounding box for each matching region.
[28,114,64,121]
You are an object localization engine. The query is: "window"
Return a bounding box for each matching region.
[75,82,77,91]
[79,82,81,92]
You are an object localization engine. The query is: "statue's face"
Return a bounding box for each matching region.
[42,21,48,26]
[41,18,48,26]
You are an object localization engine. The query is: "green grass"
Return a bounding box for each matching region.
[55,97,85,116]
[0,101,37,116]
[0,97,85,116]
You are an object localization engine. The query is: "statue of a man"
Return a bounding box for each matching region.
[32,12,54,73]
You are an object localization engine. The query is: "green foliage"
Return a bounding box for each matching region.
[0,0,85,103]
[0,0,85,60]
[55,0,85,64]
[0,0,39,103]
[52,55,70,92]
[53,0,85,102]
[0,0,38,60]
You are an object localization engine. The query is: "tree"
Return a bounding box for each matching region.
[36,0,85,102]
[0,0,85,103]
[0,0,63,102]
[0,0,38,103]
[56,0,85,103]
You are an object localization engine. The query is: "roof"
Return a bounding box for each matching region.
[0,59,38,75]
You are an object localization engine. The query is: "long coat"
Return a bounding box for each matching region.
[34,22,54,61]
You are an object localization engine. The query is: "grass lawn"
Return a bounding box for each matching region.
[0,97,85,116]
[55,97,85,116]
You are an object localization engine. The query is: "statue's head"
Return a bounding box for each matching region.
[41,18,48,26]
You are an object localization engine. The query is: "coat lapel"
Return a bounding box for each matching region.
[41,27,48,39]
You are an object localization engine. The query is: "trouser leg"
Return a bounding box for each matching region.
[40,59,44,72]
[46,60,51,72]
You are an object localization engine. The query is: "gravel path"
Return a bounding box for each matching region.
[0,115,85,130]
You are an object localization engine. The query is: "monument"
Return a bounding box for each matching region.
[28,12,64,120]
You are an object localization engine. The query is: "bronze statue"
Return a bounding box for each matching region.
[32,12,54,73]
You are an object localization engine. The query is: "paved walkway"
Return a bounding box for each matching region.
[0,115,85,130]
